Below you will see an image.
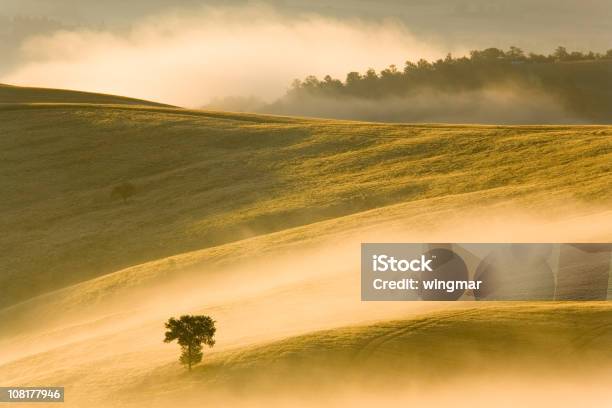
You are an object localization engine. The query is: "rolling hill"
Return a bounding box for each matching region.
[182,303,612,391]
[0,83,172,106]
[1,303,610,407]
[1,85,611,407]
[1,85,611,308]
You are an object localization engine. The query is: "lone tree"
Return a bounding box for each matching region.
[110,182,136,204]
[164,315,216,371]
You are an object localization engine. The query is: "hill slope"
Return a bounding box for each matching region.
[1,303,610,407]
[0,83,172,106]
[1,95,611,306]
[0,86,611,408]
[189,303,612,386]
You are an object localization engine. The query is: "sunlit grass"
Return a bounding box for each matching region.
[1,86,611,307]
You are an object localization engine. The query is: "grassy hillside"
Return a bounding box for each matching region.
[1,91,611,307]
[189,303,612,387]
[0,86,610,407]
[3,186,611,343]
[1,303,610,407]
[0,83,172,106]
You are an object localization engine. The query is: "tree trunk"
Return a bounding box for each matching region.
[188,344,192,372]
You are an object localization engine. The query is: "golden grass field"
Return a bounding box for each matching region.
[1,84,611,407]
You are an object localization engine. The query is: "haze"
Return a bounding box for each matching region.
[1,203,611,406]
[1,0,611,107]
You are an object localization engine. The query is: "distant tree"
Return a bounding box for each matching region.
[164,315,216,371]
[403,60,416,71]
[344,71,359,82]
[553,46,569,61]
[283,45,612,121]
[110,182,136,204]
[569,51,585,60]
[290,78,302,90]
[364,68,378,81]
[507,46,525,60]
[321,75,343,93]
[416,58,432,70]
[471,47,505,60]
[380,64,399,76]
[527,52,549,63]
[301,75,321,91]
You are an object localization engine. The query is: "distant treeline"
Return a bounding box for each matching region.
[290,47,612,97]
[280,47,612,122]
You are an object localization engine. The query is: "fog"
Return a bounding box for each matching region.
[2,0,611,48]
[140,374,612,408]
[0,5,448,107]
[0,200,610,406]
[1,203,610,362]
[2,1,612,110]
[259,86,588,124]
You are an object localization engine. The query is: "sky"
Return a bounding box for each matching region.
[1,0,610,107]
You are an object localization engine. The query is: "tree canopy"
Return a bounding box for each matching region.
[164,315,216,371]
[281,46,612,122]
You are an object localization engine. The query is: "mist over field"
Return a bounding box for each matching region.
[0,5,447,107]
[260,87,587,125]
[2,0,611,49]
[1,0,612,122]
[1,2,612,406]
[1,82,611,407]
[1,201,611,406]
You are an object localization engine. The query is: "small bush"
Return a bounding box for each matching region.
[110,182,136,203]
